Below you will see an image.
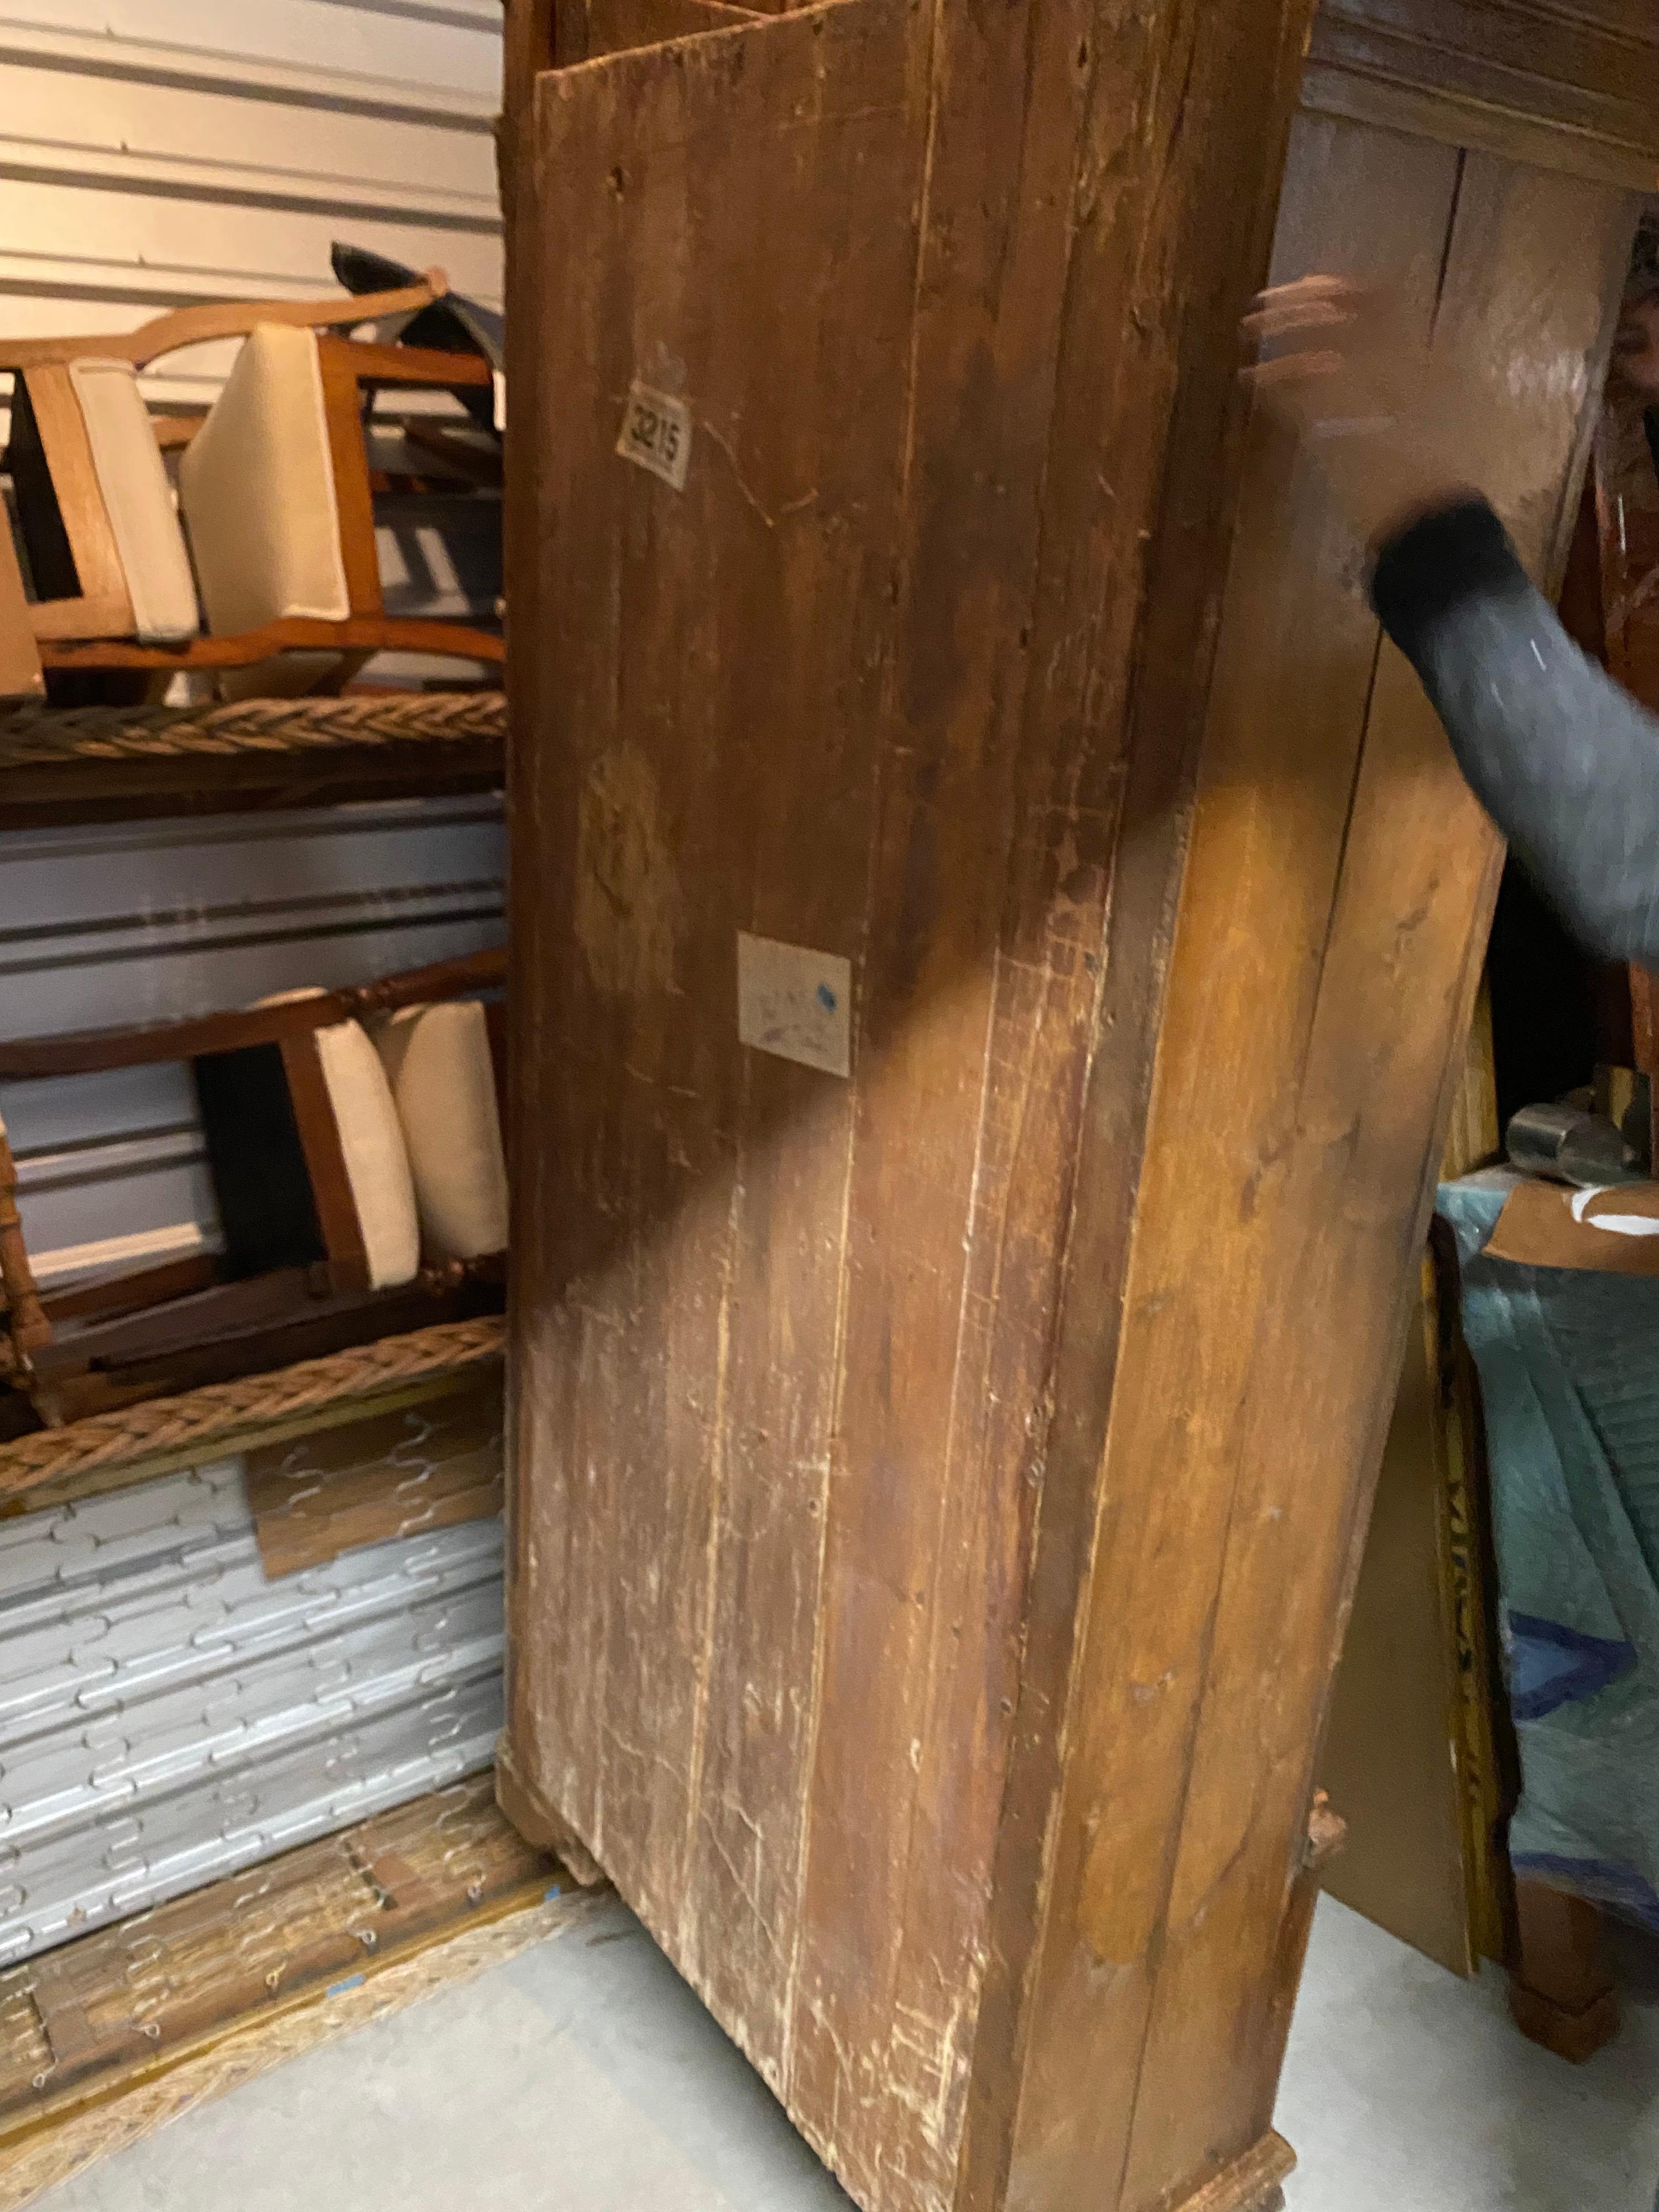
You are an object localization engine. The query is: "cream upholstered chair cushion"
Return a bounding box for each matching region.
[255,991,420,1290]
[178,324,349,635]
[374,1001,507,1261]
[315,1017,421,1288]
[67,359,198,644]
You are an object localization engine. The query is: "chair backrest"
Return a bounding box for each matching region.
[0,269,460,666]
[178,325,352,638]
[0,947,504,1378]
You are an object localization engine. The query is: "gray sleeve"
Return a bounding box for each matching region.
[1370,499,1659,967]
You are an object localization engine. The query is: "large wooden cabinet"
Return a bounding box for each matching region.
[498,4,1653,2209]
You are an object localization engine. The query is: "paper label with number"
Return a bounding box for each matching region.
[617,382,692,491]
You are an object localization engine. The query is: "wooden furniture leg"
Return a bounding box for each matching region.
[0,1125,50,1366]
[1509,1877,1619,2060]
[1629,967,1659,1170]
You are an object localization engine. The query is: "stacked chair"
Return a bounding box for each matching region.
[0,263,503,702]
[0,948,508,1433]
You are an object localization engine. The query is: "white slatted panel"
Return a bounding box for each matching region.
[0,3,505,1281]
[0,9,502,408]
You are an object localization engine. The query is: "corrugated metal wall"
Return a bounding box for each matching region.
[0,1,506,1277]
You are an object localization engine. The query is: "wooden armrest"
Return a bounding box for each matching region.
[0,272,450,374]
[0,946,506,1081]
[38,617,505,672]
[327,338,492,389]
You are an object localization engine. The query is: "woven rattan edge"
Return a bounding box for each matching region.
[0,1314,504,1510]
[0,694,505,766]
[0,695,504,827]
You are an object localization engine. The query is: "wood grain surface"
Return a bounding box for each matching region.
[244,1376,503,1576]
[502,3,1639,2208]
[507,0,1315,2203]
[19,366,135,643]
[1306,0,1659,189]
[1002,135,1631,2212]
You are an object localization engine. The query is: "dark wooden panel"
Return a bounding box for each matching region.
[1306,0,1659,186]
[1305,1268,1477,1975]
[1321,1011,1505,1977]
[245,1377,503,1577]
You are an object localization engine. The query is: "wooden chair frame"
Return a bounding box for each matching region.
[7,364,136,644]
[0,269,504,676]
[0,947,506,1420]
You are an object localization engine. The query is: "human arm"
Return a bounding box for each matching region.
[1371,497,1659,964]
[1246,277,1659,966]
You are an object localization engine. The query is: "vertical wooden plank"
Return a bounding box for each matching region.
[498,0,548,1872]
[279,1031,371,1287]
[0,525,42,700]
[789,9,1321,2207]
[499,0,556,221]
[1091,154,1629,2210]
[1118,159,1631,2203]
[1321,990,1501,1975]
[671,0,927,2065]
[1319,1260,1477,1975]
[998,108,1464,2210]
[0,1124,49,1363]
[505,0,933,2080]
[779,0,1100,2185]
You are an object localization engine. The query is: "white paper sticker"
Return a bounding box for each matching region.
[737,933,852,1078]
[492,370,507,433]
[617,382,692,491]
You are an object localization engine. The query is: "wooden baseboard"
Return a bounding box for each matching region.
[1176,2132,1297,2212]
[494,1734,607,1887]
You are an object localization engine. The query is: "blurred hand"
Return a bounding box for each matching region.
[1243,276,1484,551]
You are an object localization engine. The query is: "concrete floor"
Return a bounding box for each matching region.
[37,1893,1659,2212]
